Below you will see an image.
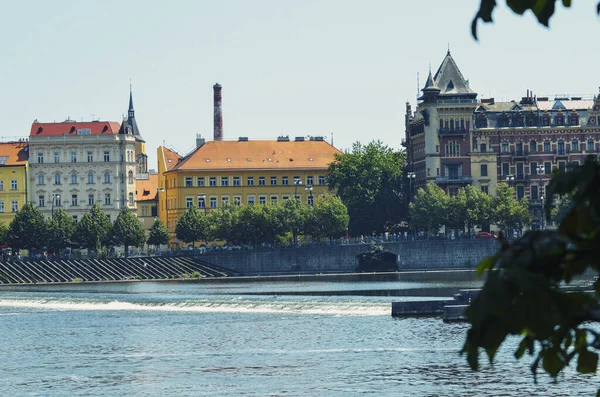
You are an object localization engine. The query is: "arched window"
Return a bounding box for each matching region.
[556,113,565,126]
[588,139,595,152]
[542,114,551,126]
[128,192,134,206]
[88,171,94,184]
[128,171,134,184]
[104,171,111,183]
[572,140,579,152]
[71,172,77,184]
[530,140,537,153]
[449,119,455,130]
[501,141,509,153]
[544,141,551,152]
[569,112,579,126]
[516,141,523,154]
[557,140,565,154]
[54,173,61,185]
[37,173,45,185]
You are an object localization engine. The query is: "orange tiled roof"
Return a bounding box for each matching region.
[168,140,341,172]
[162,147,181,170]
[30,121,121,137]
[0,141,29,166]
[135,174,159,202]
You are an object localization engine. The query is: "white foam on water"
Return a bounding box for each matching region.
[0,299,390,317]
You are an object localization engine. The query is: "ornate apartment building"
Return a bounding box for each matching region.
[405,50,600,228]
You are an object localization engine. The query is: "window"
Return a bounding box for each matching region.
[259,177,265,186]
[531,162,538,175]
[128,192,134,206]
[71,172,77,184]
[104,151,110,162]
[544,141,551,152]
[282,195,289,201]
[71,151,77,163]
[516,141,523,154]
[572,140,579,152]
[185,177,193,187]
[247,177,254,186]
[248,196,255,206]
[221,177,229,186]
[233,196,241,206]
[481,186,489,194]
[319,176,326,185]
[72,215,78,223]
[259,195,266,205]
[88,194,95,205]
[270,176,277,186]
[531,185,538,200]
[38,195,45,207]
[209,177,217,187]
[37,174,45,185]
[37,152,44,164]
[128,171,134,184]
[501,141,509,153]
[282,176,289,186]
[0,201,4,212]
[186,197,193,208]
[104,193,111,205]
[480,164,488,177]
[88,172,94,184]
[480,143,487,153]
[222,196,229,206]
[198,196,206,208]
[502,163,509,176]
[517,186,525,201]
[104,171,111,184]
[307,176,314,186]
[197,177,205,187]
[270,195,278,203]
[10,180,17,190]
[54,173,61,185]
[0,181,3,191]
[557,140,565,155]
[54,151,60,163]
[71,194,78,206]
[572,160,580,167]
[530,141,536,153]
[588,139,595,152]
[544,162,552,175]
[233,177,240,186]
[558,161,566,173]
[87,151,93,162]
[11,200,18,213]
[210,197,217,208]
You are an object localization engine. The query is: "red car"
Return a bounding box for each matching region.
[476,232,497,239]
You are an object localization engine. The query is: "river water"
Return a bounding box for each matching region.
[0,274,597,396]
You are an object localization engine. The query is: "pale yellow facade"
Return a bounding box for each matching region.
[0,164,28,226]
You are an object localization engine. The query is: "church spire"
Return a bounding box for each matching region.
[128,84,135,119]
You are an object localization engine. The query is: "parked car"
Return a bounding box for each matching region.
[476,231,496,239]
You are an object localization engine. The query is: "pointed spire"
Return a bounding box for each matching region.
[423,69,438,91]
[128,84,134,113]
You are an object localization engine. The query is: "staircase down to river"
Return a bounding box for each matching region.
[0,257,238,284]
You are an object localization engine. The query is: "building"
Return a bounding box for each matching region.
[405,50,600,229]
[0,141,29,225]
[159,136,341,246]
[28,119,138,222]
[119,88,148,174]
[135,172,159,247]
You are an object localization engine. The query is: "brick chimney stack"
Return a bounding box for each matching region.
[213,83,223,141]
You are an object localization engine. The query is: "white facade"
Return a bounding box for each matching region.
[28,131,137,222]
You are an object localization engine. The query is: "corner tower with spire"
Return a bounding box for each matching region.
[119,86,148,174]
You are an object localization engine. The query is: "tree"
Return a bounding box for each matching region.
[207,205,242,244]
[111,208,146,257]
[463,185,492,231]
[463,158,600,389]
[491,183,531,235]
[74,204,112,252]
[45,208,75,255]
[472,0,600,40]
[147,219,170,248]
[306,195,350,240]
[409,183,449,236]
[7,202,46,251]
[175,206,208,248]
[0,222,9,247]
[327,141,406,236]
[281,199,310,243]
[551,192,573,225]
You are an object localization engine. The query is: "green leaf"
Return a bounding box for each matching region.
[577,349,598,374]
[542,348,563,377]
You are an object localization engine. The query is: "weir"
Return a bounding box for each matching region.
[0,257,237,285]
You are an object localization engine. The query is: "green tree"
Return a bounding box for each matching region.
[550,192,573,225]
[175,206,208,248]
[409,183,449,236]
[7,202,46,251]
[45,208,75,255]
[147,219,170,248]
[281,199,311,243]
[74,204,112,252]
[111,208,146,257]
[491,183,531,235]
[0,222,9,247]
[207,205,241,244]
[306,195,350,240]
[327,141,406,235]
[463,185,492,231]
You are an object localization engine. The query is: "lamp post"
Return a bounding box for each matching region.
[51,193,60,218]
[407,172,416,202]
[197,193,207,215]
[505,174,515,186]
[537,165,544,230]
[305,185,314,205]
[294,179,302,200]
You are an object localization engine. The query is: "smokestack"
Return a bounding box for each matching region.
[213,83,223,141]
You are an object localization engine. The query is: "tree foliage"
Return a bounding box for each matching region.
[0,222,8,247]
[409,183,449,234]
[111,208,146,256]
[306,195,350,239]
[8,202,46,251]
[175,206,208,247]
[491,183,532,234]
[472,0,600,40]
[147,219,170,248]
[327,141,406,235]
[45,208,75,254]
[463,158,600,389]
[73,204,112,251]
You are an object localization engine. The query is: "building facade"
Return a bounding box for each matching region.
[0,141,29,225]
[28,120,138,222]
[158,137,341,246]
[135,172,159,249]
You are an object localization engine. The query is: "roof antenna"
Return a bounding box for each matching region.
[331,132,334,147]
[416,72,419,100]
[447,42,450,54]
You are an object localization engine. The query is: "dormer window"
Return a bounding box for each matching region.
[542,113,551,126]
[569,112,579,126]
[555,113,565,126]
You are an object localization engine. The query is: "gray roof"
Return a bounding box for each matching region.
[119,89,145,142]
[422,70,438,91]
[433,51,475,96]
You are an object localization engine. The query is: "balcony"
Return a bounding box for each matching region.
[553,148,569,157]
[435,175,473,184]
[438,127,468,136]
[514,173,529,183]
[511,149,529,159]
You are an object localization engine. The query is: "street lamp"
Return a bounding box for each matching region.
[505,174,515,186]
[197,193,207,215]
[540,195,545,230]
[294,179,302,200]
[51,193,61,218]
[407,172,416,202]
[537,165,544,230]
[305,185,314,205]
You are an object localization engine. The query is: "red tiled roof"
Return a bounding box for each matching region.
[135,174,159,202]
[30,121,121,137]
[162,147,182,170]
[168,140,341,172]
[0,141,29,166]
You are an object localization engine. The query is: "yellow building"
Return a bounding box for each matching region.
[157,137,341,246]
[0,141,29,226]
[135,173,159,249]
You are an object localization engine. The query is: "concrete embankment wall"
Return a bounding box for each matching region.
[198,240,499,276]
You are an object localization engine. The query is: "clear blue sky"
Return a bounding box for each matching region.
[0,1,598,169]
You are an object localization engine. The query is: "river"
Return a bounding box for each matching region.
[0,274,597,396]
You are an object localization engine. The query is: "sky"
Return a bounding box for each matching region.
[0,0,599,169]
